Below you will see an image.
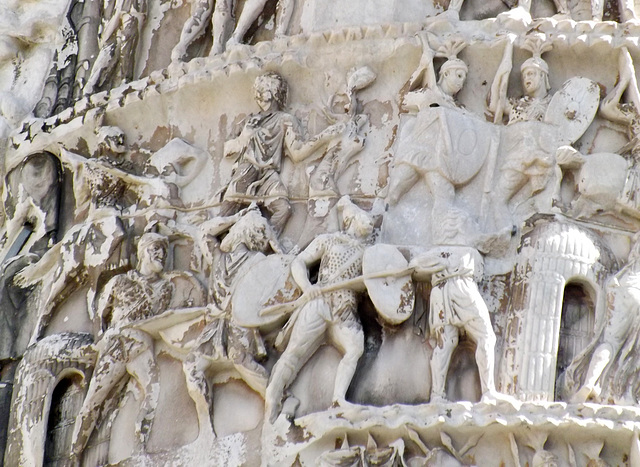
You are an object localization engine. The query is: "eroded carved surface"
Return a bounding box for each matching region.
[5,1,640,466]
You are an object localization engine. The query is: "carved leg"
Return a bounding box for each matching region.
[71,342,128,456]
[329,318,364,404]
[449,0,464,13]
[30,299,56,346]
[117,13,142,84]
[429,325,459,402]
[493,169,527,230]
[265,301,328,422]
[184,353,216,439]
[126,346,159,453]
[211,0,234,55]
[231,352,269,397]
[573,300,630,402]
[227,0,269,47]
[275,0,295,36]
[424,171,455,220]
[172,0,214,61]
[464,316,498,398]
[386,164,419,207]
[553,0,570,15]
[572,343,613,403]
[84,41,118,95]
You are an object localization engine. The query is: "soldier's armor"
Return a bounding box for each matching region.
[508,95,551,125]
[316,233,365,323]
[107,270,174,328]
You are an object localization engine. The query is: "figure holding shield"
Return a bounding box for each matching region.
[264,197,373,422]
[487,36,557,228]
[184,207,280,439]
[387,36,477,217]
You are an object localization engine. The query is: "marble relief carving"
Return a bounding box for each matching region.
[6,1,640,466]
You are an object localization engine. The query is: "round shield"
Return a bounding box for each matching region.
[167,271,207,308]
[363,244,415,325]
[544,77,599,146]
[232,253,300,329]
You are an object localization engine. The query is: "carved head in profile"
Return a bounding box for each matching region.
[219,208,281,254]
[337,196,374,239]
[520,57,550,98]
[438,58,468,97]
[137,232,169,275]
[254,72,288,111]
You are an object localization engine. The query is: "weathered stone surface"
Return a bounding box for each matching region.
[4,1,640,466]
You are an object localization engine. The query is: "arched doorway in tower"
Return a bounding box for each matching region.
[44,374,85,466]
[555,281,596,400]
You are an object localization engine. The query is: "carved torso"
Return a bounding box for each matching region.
[211,244,252,311]
[508,95,551,125]
[240,111,295,170]
[317,234,365,286]
[105,270,174,328]
[431,246,483,286]
[314,233,365,321]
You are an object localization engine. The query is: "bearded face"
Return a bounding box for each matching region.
[140,240,167,274]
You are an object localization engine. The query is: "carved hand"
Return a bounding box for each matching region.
[302,284,323,302]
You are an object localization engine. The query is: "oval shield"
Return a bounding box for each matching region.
[232,253,301,329]
[544,77,599,146]
[363,244,415,325]
[436,107,495,185]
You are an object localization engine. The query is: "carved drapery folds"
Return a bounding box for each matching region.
[7,1,640,466]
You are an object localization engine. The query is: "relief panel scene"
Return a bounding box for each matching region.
[4,0,640,465]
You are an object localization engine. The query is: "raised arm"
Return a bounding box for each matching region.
[487,37,515,123]
[284,118,344,163]
[223,127,249,159]
[407,32,437,91]
[409,249,446,281]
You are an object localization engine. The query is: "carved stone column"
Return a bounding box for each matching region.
[499,220,616,401]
